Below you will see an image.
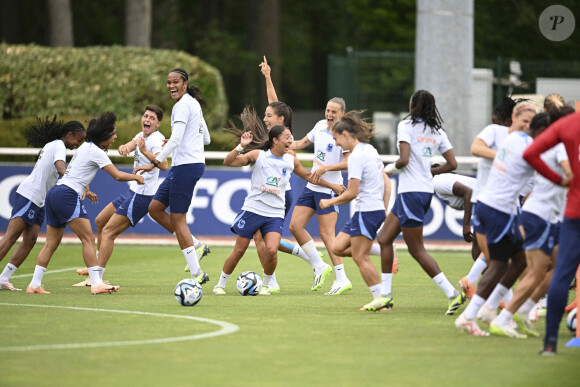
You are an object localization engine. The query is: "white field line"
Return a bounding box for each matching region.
[0,303,239,351]
[11,267,78,279]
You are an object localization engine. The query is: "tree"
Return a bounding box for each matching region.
[126,0,151,47]
[47,0,74,47]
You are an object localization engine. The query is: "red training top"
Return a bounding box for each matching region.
[523,112,580,219]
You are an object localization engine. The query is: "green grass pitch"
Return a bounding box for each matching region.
[1,244,578,386]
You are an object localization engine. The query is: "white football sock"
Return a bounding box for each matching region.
[29,265,46,288]
[334,264,347,282]
[503,288,513,303]
[182,247,201,277]
[381,273,392,297]
[369,244,381,256]
[301,240,324,269]
[263,274,272,288]
[464,294,486,320]
[485,284,509,310]
[466,256,487,284]
[517,298,537,316]
[216,271,230,288]
[0,263,18,282]
[268,272,279,287]
[432,272,457,299]
[369,284,381,299]
[291,244,311,263]
[495,309,513,326]
[88,266,103,286]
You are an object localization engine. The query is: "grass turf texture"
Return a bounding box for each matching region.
[1,244,577,386]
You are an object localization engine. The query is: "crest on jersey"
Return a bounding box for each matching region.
[281,168,287,177]
[326,143,334,152]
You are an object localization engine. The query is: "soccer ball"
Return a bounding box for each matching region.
[566,307,577,334]
[174,279,203,306]
[236,271,262,296]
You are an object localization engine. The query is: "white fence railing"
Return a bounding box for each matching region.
[0,147,479,169]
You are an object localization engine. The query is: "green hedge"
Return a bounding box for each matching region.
[0,43,228,131]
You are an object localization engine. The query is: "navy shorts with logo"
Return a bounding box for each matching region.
[473,201,523,262]
[45,185,88,228]
[392,192,432,228]
[521,211,560,256]
[112,190,154,227]
[341,210,385,240]
[153,163,205,214]
[295,187,338,215]
[230,210,284,240]
[10,192,45,227]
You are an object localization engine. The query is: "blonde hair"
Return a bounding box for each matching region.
[543,93,565,111]
[512,101,537,116]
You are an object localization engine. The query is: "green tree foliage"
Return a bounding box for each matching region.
[0,44,227,131]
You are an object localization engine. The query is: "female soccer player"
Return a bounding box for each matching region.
[134,68,211,285]
[213,126,321,295]
[26,112,144,294]
[490,109,573,338]
[319,111,391,309]
[377,90,462,314]
[454,102,539,337]
[73,105,168,286]
[0,117,85,291]
[523,109,580,355]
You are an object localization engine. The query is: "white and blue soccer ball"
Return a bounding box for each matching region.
[236,271,262,296]
[567,307,577,334]
[174,279,203,306]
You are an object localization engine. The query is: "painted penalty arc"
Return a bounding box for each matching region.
[0,303,239,351]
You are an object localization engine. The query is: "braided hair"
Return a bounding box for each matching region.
[224,106,269,152]
[85,112,117,148]
[406,90,444,133]
[170,68,206,107]
[25,115,85,147]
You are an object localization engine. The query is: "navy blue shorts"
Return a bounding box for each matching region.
[112,190,153,227]
[473,202,523,262]
[341,210,385,240]
[153,163,205,214]
[230,210,284,240]
[392,192,432,228]
[45,185,88,228]
[521,211,559,256]
[284,189,293,218]
[295,187,338,215]
[10,192,45,227]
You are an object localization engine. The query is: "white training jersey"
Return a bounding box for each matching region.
[396,118,453,194]
[305,119,345,194]
[471,124,509,204]
[17,139,67,207]
[130,131,165,196]
[522,143,568,223]
[171,93,206,166]
[433,173,476,210]
[57,142,112,197]
[242,150,295,218]
[477,131,535,215]
[348,143,385,212]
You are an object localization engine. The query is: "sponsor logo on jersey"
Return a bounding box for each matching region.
[422,146,432,156]
[316,150,326,162]
[266,176,281,187]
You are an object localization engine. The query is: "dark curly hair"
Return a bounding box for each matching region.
[25,115,85,147]
[405,90,444,133]
[85,112,117,148]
